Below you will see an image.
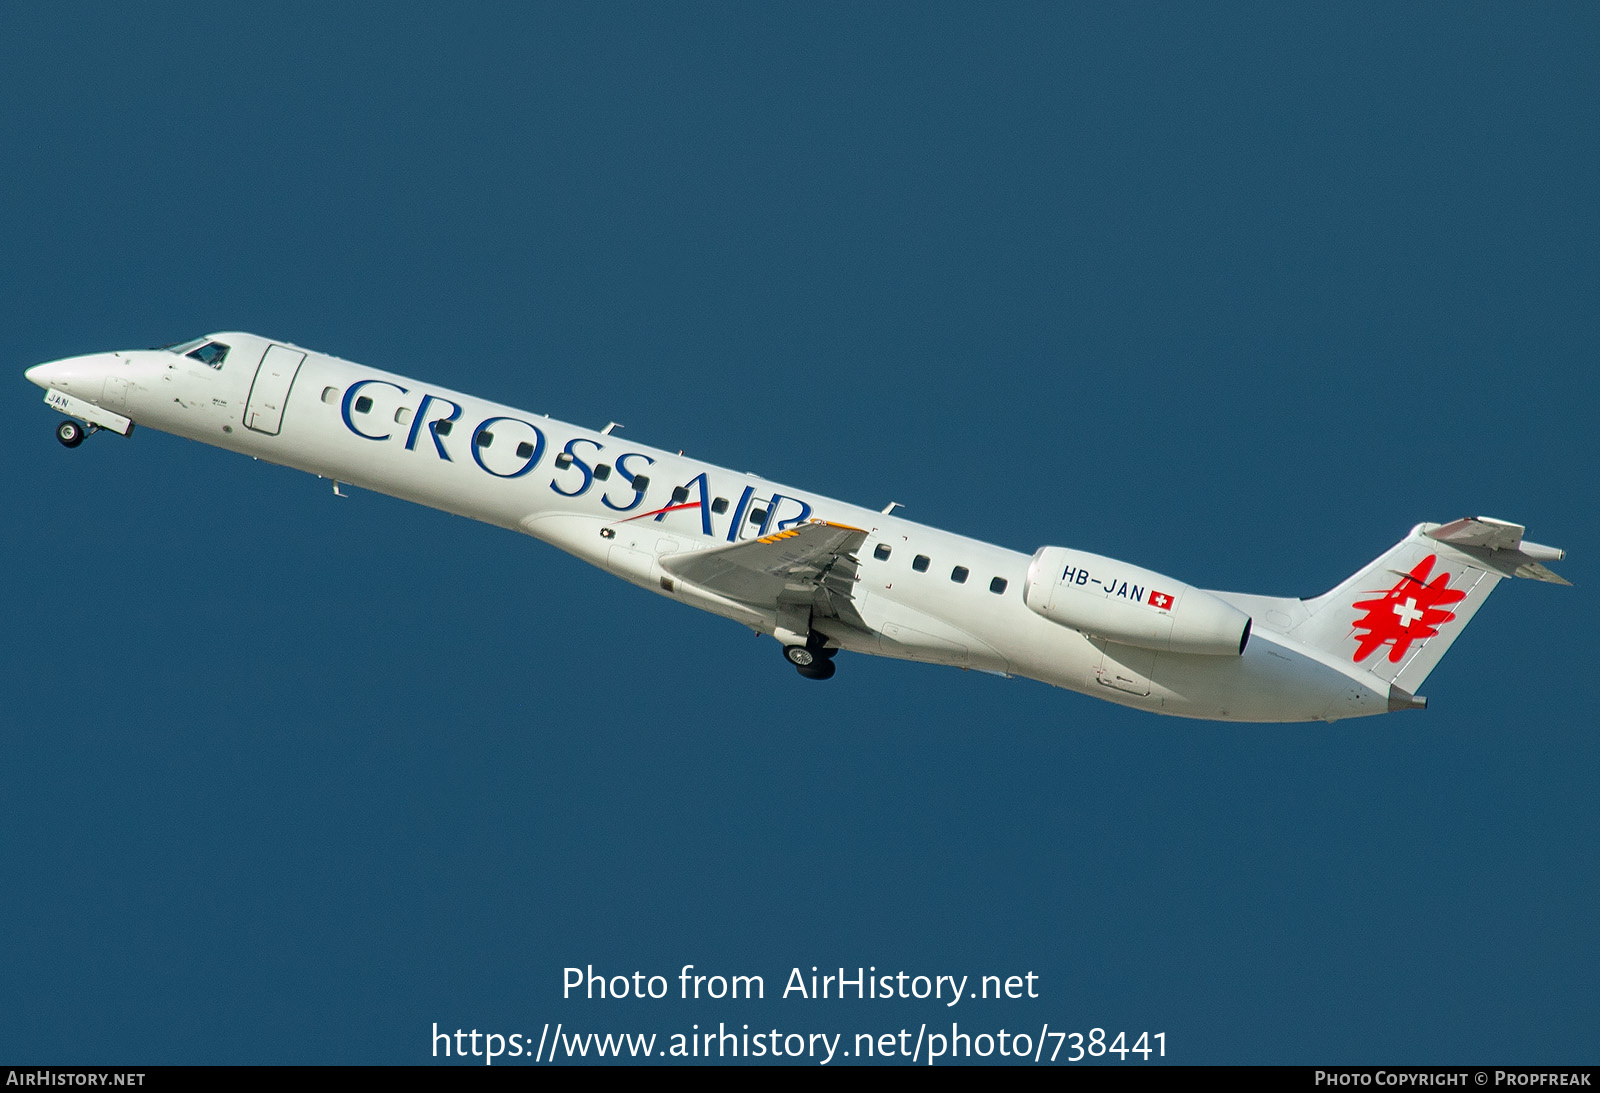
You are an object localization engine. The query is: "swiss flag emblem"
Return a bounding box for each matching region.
[1349,554,1465,664]
[1148,590,1174,611]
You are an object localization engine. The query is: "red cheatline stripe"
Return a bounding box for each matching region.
[612,501,702,524]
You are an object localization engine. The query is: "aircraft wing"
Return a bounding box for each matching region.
[658,520,868,613]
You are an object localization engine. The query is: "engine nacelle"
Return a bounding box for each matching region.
[1023,546,1251,656]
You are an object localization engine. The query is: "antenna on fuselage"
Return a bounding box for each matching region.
[601,422,622,435]
[882,501,903,514]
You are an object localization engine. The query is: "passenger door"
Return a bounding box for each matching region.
[244,345,306,435]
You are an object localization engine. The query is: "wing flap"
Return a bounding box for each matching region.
[659,520,868,609]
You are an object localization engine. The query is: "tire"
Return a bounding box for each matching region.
[796,659,837,681]
[56,420,85,448]
[783,645,816,668]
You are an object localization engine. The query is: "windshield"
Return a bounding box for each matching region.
[159,337,209,355]
[186,341,230,368]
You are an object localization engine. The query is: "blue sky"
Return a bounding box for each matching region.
[2,3,1595,1065]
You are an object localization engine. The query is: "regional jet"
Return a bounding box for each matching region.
[25,333,1569,721]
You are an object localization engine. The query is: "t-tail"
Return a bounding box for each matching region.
[1286,517,1568,710]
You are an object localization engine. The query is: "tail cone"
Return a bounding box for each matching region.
[1388,684,1429,713]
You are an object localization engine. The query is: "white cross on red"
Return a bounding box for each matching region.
[1392,597,1424,628]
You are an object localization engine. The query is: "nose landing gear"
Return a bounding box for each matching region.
[55,419,87,448]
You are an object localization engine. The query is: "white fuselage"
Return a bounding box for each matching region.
[26,333,1398,722]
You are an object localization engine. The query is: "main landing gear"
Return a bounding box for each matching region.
[56,419,87,448]
[783,642,838,681]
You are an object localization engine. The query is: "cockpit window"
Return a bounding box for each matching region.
[161,337,210,355]
[187,341,230,368]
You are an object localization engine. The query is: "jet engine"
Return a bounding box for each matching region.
[1023,546,1251,656]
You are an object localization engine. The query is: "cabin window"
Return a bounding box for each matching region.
[712,497,729,514]
[632,475,650,492]
[990,576,1008,594]
[749,508,767,525]
[394,407,412,424]
[476,430,493,447]
[321,386,339,405]
[434,420,453,436]
[354,396,373,414]
[187,341,229,368]
[874,544,892,561]
[671,486,690,504]
[594,464,611,480]
[554,452,574,469]
[516,442,535,459]
[951,566,969,584]
[912,554,930,573]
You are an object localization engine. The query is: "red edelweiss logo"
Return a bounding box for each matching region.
[1349,554,1466,664]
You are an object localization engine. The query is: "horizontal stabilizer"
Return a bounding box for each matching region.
[1425,516,1570,585]
[1507,561,1571,585]
[1426,516,1527,551]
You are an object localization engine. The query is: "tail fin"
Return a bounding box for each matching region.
[1289,517,1568,695]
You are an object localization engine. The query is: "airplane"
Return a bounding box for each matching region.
[25,332,1569,722]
